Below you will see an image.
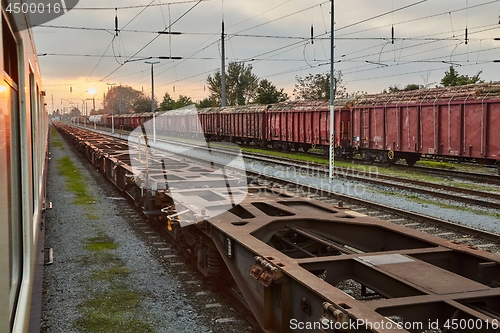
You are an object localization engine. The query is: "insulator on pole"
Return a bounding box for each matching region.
[391,25,394,44]
[311,24,314,44]
[465,27,468,44]
[115,8,119,36]
[221,20,227,107]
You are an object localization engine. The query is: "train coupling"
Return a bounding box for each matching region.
[250,256,285,287]
[319,302,355,333]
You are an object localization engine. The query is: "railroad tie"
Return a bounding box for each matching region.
[386,219,406,223]
[403,222,421,227]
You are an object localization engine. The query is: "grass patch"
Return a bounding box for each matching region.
[381,191,397,196]
[77,234,153,333]
[243,147,328,164]
[416,160,457,170]
[91,266,130,281]
[86,213,100,220]
[381,167,500,193]
[84,286,140,312]
[52,140,64,149]
[446,181,500,194]
[77,251,123,266]
[50,126,65,150]
[377,190,500,218]
[76,285,154,333]
[57,156,95,205]
[85,236,118,251]
[406,196,500,218]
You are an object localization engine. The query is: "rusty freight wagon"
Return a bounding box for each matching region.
[349,84,500,170]
[265,101,353,154]
[103,83,500,174]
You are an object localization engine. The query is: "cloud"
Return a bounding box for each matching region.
[33,0,500,113]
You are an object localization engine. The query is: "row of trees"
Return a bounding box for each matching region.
[68,63,484,117]
[383,66,483,93]
[95,61,335,115]
[205,62,289,105]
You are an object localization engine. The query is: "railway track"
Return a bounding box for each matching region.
[81,125,500,249]
[91,124,500,186]
[398,164,500,186]
[55,123,500,333]
[240,151,500,211]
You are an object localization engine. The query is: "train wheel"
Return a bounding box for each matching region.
[381,158,392,166]
[302,145,310,153]
[281,143,290,152]
[405,157,418,167]
[379,151,395,166]
[361,151,376,164]
[334,146,343,159]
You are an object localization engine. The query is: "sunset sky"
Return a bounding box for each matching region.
[31,0,500,113]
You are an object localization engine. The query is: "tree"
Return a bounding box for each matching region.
[103,85,143,114]
[159,92,194,110]
[255,79,288,104]
[196,97,217,108]
[440,66,483,87]
[159,92,175,111]
[68,107,81,117]
[207,62,259,106]
[293,71,347,100]
[383,83,423,93]
[173,95,194,109]
[133,94,158,113]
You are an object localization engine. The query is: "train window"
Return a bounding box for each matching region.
[30,69,38,215]
[2,14,18,85]
[2,12,23,326]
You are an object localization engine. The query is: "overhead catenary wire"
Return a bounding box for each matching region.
[87,0,204,92]
[334,0,500,38]
[63,0,211,10]
[46,0,500,105]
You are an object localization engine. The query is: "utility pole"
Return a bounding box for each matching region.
[119,84,122,115]
[88,88,97,130]
[221,20,227,106]
[329,0,335,182]
[107,83,116,133]
[145,61,160,142]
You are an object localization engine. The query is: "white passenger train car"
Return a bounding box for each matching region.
[0,3,49,333]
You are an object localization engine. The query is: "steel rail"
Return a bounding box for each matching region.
[73,125,500,245]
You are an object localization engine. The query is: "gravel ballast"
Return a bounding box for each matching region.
[244,162,500,234]
[41,128,258,333]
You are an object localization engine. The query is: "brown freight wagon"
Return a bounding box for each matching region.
[350,84,500,170]
[157,108,204,138]
[218,105,267,145]
[265,101,354,154]
[198,107,223,140]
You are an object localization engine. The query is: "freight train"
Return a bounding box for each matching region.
[0,3,50,333]
[83,83,500,174]
[54,122,500,333]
